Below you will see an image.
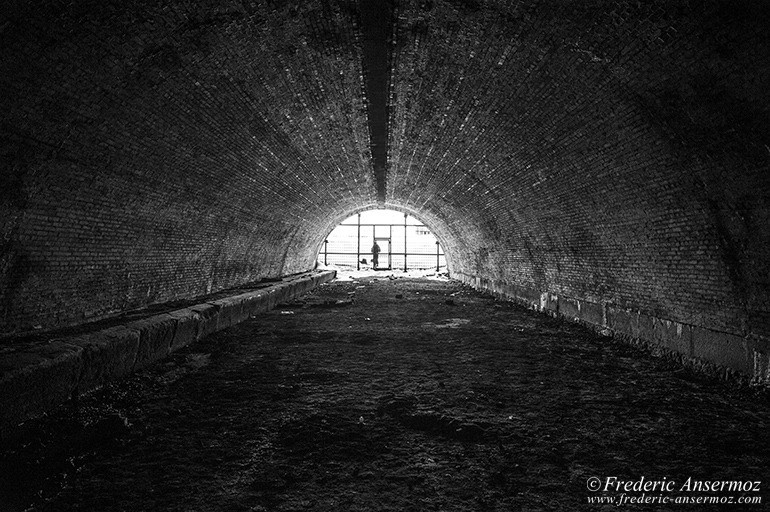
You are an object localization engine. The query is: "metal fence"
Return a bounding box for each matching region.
[319,213,446,271]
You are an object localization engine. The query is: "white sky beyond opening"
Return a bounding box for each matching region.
[319,209,446,272]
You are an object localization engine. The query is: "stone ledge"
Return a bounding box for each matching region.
[455,272,769,388]
[0,270,336,437]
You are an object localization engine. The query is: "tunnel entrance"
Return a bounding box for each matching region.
[319,210,446,271]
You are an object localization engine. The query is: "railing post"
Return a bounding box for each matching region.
[324,239,328,265]
[356,213,361,270]
[436,241,440,272]
[404,213,408,272]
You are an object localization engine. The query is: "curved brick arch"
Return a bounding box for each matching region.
[1,0,769,379]
[0,0,377,333]
[385,0,770,341]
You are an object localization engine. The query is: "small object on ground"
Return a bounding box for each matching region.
[280,311,295,315]
[395,294,404,299]
[184,353,211,370]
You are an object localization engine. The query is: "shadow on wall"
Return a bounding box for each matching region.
[0,246,34,331]
[0,136,35,332]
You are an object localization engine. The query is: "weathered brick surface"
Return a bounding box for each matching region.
[386,0,770,345]
[0,1,769,381]
[0,1,375,334]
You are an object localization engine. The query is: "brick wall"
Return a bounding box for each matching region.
[0,0,375,334]
[387,0,770,345]
[1,0,769,367]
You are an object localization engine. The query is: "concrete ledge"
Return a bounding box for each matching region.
[0,270,336,437]
[455,272,770,388]
[72,326,141,393]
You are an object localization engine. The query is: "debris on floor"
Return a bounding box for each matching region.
[2,277,769,511]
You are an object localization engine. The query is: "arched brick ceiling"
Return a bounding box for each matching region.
[383,0,770,339]
[1,1,378,332]
[1,0,769,342]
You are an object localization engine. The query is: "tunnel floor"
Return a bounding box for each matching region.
[2,277,769,511]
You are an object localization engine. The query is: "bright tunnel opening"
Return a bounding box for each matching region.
[317,209,447,272]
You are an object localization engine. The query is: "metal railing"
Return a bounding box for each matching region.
[321,213,446,271]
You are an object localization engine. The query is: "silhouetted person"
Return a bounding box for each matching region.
[371,242,381,268]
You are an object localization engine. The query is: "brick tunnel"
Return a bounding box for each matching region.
[1,0,770,509]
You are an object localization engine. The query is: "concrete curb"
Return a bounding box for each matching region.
[455,272,770,388]
[0,270,336,436]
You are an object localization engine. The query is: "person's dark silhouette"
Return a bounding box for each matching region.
[371,242,381,268]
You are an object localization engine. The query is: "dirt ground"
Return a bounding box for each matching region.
[1,276,769,511]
